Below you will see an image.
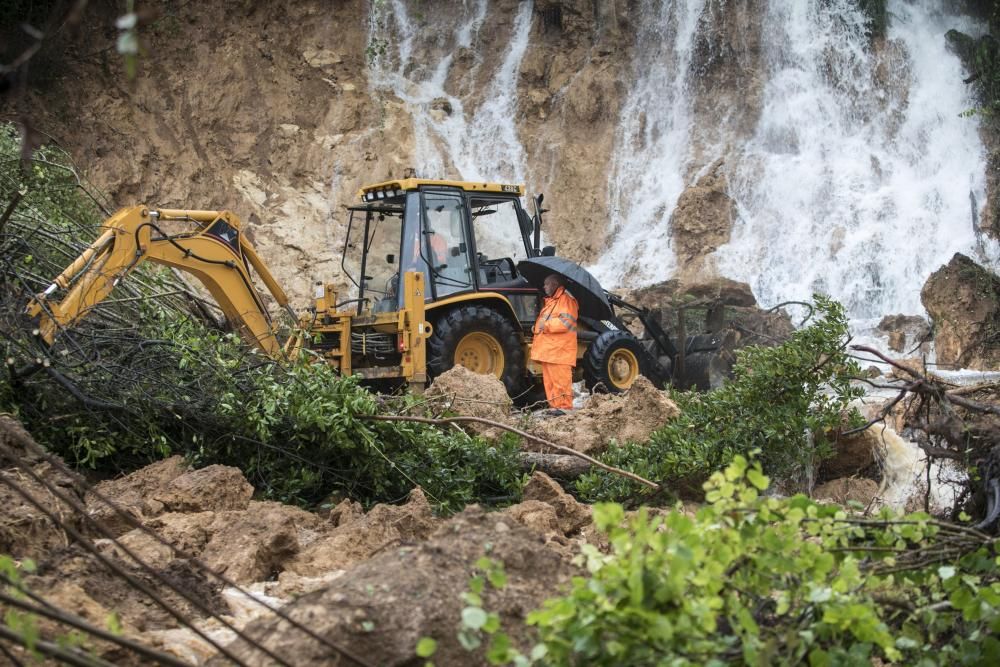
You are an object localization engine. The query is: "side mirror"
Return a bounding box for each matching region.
[541,245,556,257]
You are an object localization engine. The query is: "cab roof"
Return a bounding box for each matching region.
[358,178,525,201]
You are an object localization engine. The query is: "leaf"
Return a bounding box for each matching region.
[746,467,770,491]
[462,607,488,631]
[415,637,437,658]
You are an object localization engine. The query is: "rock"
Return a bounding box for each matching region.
[820,427,884,481]
[199,502,324,585]
[213,507,575,667]
[108,512,219,570]
[921,253,1000,370]
[86,456,191,536]
[522,471,592,535]
[153,465,254,513]
[877,314,931,355]
[887,331,906,353]
[502,499,562,536]
[285,487,439,576]
[327,498,364,527]
[890,357,925,381]
[670,159,737,277]
[813,478,879,507]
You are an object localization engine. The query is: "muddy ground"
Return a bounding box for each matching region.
[0,370,917,665]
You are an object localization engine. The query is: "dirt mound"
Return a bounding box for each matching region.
[528,376,679,454]
[285,487,440,577]
[0,415,88,560]
[213,506,577,667]
[425,365,512,423]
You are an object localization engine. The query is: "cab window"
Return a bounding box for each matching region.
[422,190,473,298]
[471,197,530,285]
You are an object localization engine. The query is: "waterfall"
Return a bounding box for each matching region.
[366,0,533,182]
[588,0,991,328]
[715,0,991,322]
[591,0,708,287]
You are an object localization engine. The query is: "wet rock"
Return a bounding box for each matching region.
[877,314,931,355]
[200,502,324,585]
[285,487,439,576]
[425,364,512,422]
[921,253,1000,370]
[670,159,737,278]
[154,465,254,513]
[214,507,575,667]
[821,424,896,482]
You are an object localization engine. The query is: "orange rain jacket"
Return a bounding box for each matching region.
[530,286,579,366]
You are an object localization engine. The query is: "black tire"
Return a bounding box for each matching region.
[427,305,526,398]
[582,330,653,394]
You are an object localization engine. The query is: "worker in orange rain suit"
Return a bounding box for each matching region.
[531,274,579,411]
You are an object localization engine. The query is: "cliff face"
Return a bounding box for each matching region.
[8,0,994,319]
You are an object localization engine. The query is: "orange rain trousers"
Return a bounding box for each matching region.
[531,286,579,410]
[541,362,574,409]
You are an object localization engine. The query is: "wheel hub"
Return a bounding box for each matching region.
[454,332,505,378]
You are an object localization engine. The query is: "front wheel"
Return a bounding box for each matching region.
[582,330,649,393]
[427,305,526,398]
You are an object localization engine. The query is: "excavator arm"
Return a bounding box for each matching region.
[26,205,296,359]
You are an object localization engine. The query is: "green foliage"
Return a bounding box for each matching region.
[206,360,525,509]
[527,456,1000,666]
[577,296,863,503]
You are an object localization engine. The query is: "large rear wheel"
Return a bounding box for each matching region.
[427,305,526,397]
[582,330,650,393]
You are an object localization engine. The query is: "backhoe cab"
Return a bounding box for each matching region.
[27,179,725,401]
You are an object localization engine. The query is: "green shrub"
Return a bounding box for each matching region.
[528,456,1000,666]
[577,295,863,504]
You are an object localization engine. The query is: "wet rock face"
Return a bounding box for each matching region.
[921,253,1000,370]
[670,159,736,279]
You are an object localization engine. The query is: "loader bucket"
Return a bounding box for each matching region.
[674,349,732,390]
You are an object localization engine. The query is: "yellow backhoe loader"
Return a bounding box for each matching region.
[26,179,724,398]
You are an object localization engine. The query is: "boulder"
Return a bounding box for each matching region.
[813,478,880,507]
[670,160,737,276]
[921,253,1000,370]
[528,376,679,454]
[86,456,191,536]
[820,427,884,481]
[424,364,512,425]
[876,314,931,355]
[153,465,254,513]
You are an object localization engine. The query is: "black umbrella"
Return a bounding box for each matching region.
[517,256,613,320]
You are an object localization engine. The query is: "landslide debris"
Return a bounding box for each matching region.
[527,376,680,454]
[213,507,578,667]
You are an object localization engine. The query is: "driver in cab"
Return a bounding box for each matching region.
[531,274,578,414]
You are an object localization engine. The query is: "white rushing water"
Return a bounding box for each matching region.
[591,0,993,326]
[592,0,708,286]
[715,0,992,321]
[367,0,533,182]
